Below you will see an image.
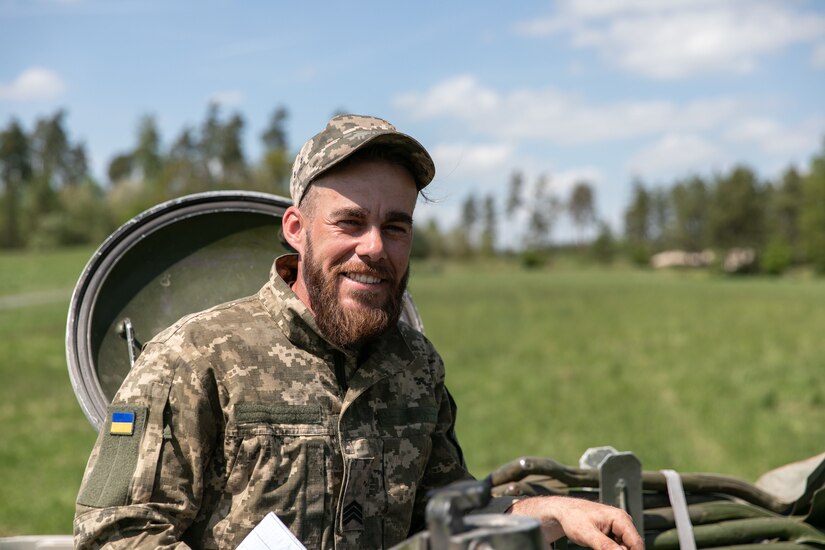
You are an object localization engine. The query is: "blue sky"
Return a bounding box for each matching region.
[2,0,824,245]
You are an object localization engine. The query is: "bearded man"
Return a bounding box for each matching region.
[74,114,642,550]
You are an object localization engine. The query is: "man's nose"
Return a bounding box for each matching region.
[355,225,386,261]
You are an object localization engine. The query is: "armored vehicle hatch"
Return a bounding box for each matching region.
[65,191,423,431]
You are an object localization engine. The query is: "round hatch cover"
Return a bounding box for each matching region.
[66,191,424,431]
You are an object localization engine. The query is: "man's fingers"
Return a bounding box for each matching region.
[576,511,643,550]
[563,518,632,550]
[577,528,627,550]
[609,515,645,550]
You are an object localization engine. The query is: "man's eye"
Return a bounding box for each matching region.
[385,224,410,235]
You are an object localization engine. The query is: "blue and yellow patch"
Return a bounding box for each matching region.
[110,411,135,435]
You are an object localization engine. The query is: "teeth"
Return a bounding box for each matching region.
[349,273,382,284]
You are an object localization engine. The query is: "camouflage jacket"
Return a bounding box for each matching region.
[74,255,473,549]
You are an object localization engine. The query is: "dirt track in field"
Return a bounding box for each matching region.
[0,288,72,310]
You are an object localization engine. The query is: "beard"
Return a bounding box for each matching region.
[303,235,409,351]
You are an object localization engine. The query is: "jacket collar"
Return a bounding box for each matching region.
[259,254,415,382]
[259,254,334,357]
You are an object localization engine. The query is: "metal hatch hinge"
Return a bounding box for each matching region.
[116,317,143,368]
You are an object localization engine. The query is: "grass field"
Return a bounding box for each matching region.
[0,247,99,536]
[1,248,824,535]
[410,262,825,480]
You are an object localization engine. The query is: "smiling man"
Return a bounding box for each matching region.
[287,156,417,352]
[74,115,642,550]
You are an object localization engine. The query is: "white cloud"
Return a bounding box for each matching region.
[724,116,825,156]
[724,117,781,144]
[556,0,722,19]
[207,89,244,107]
[395,75,744,144]
[395,75,498,120]
[0,66,66,101]
[431,142,514,177]
[397,74,824,188]
[515,0,825,79]
[627,133,725,178]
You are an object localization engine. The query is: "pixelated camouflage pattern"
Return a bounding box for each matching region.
[290,114,436,204]
[74,254,472,550]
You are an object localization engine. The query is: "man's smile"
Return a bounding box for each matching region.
[335,261,394,290]
[343,272,384,285]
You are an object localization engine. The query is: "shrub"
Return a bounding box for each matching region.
[761,238,793,275]
[520,249,545,269]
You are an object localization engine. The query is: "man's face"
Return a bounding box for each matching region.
[297,159,418,349]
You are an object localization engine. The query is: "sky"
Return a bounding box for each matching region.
[2,0,825,245]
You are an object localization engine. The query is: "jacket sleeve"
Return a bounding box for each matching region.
[73,340,220,549]
[408,343,476,536]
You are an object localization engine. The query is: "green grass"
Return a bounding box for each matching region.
[0,247,95,295]
[410,262,825,481]
[0,246,98,536]
[1,249,824,535]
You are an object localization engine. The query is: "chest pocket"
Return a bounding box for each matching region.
[378,405,438,547]
[219,403,334,550]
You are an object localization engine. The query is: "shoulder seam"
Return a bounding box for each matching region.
[151,294,262,345]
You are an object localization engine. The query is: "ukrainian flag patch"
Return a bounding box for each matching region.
[110,411,135,435]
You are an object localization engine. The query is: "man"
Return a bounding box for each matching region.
[74,114,642,550]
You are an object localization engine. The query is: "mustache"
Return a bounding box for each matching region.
[331,260,395,281]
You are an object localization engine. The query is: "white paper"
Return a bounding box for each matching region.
[236,512,307,550]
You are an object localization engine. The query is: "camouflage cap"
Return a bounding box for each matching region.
[290,114,436,204]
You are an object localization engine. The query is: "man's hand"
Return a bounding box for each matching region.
[508,496,644,550]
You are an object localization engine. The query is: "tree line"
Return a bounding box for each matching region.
[1,107,824,275]
[418,143,825,276]
[415,172,599,264]
[0,106,292,249]
[622,156,825,274]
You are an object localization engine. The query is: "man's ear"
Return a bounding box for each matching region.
[282,206,305,256]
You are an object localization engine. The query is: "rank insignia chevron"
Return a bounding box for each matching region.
[342,500,364,530]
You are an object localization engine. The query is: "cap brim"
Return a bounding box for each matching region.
[317,131,436,191]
